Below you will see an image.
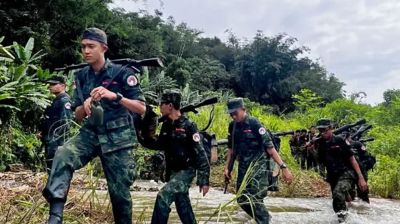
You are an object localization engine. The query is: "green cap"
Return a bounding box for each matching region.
[45,75,66,84]
[227,98,244,113]
[316,118,333,129]
[160,89,182,105]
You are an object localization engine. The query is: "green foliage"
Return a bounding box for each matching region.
[383,89,400,105]
[292,89,323,112]
[0,38,52,171]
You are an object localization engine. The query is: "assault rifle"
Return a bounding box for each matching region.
[224,150,235,194]
[55,57,164,72]
[272,131,295,137]
[158,97,219,123]
[333,118,366,135]
[351,124,373,141]
[359,137,375,143]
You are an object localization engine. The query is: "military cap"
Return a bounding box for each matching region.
[227,98,244,113]
[82,27,107,45]
[316,118,333,129]
[45,75,66,84]
[160,89,182,105]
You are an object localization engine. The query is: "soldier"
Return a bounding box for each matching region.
[145,90,210,224]
[224,98,293,224]
[39,75,72,173]
[289,130,301,162]
[315,119,368,223]
[299,129,308,169]
[305,126,317,171]
[42,27,146,224]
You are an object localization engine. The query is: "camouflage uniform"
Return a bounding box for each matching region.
[316,119,357,221]
[227,99,275,224]
[43,58,144,224]
[147,91,210,224]
[41,76,72,172]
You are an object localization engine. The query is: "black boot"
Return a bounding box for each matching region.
[47,200,65,224]
[47,214,62,224]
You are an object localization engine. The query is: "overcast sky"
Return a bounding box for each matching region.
[111,0,400,104]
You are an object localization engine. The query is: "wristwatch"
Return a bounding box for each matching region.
[279,163,288,169]
[114,92,123,103]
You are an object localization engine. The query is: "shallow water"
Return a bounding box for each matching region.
[130,180,400,224]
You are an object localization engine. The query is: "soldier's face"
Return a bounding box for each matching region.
[48,83,65,95]
[319,127,333,139]
[159,102,172,116]
[81,39,107,64]
[230,108,246,122]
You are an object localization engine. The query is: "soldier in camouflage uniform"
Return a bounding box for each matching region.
[42,28,146,224]
[315,119,368,223]
[146,90,210,224]
[40,75,72,173]
[224,98,293,224]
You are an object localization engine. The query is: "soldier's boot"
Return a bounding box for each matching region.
[337,211,348,223]
[47,214,62,224]
[47,200,64,224]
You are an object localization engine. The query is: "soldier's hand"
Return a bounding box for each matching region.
[83,97,92,116]
[224,167,232,180]
[91,87,117,101]
[282,168,293,184]
[200,185,209,197]
[358,177,368,192]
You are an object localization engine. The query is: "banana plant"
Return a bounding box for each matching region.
[0,37,50,116]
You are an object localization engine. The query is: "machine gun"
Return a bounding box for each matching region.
[54,57,164,72]
[333,118,366,135]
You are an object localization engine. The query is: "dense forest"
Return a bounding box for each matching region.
[1,0,399,201]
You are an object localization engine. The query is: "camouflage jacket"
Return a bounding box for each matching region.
[72,60,145,153]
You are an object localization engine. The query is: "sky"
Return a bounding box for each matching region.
[110,0,400,104]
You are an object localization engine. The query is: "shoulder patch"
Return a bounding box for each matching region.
[192,133,201,142]
[127,75,138,86]
[65,102,71,110]
[258,127,266,135]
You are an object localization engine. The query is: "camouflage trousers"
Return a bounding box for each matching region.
[44,140,59,174]
[151,168,196,224]
[329,170,357,217]
[237,158,271,224]
[42,128,137,224]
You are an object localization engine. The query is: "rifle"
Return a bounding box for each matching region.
[158,96,219,123]
[271,131,295,137]
[359,137,375,144]
[54,57,164,72]
[333,118,366,135]
[224,151,235,194]
[351,124,373,141]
